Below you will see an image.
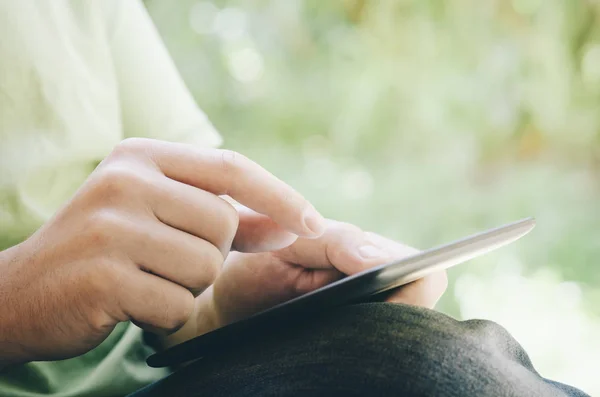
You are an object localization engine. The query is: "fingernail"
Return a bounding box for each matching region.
[358,245,389,259]
[303,207,326,237]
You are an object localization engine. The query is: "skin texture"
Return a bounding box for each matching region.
[164,215,448,347]
[0,138,447,368]
[0,138,325,367]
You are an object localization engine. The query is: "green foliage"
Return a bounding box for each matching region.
[146,1,600,393]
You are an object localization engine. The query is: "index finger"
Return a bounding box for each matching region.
[122,138,325,238]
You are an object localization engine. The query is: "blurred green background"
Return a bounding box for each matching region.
[145,0,599,393]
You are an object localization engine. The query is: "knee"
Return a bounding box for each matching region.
[164,303,558,396]
[278,303,553,396]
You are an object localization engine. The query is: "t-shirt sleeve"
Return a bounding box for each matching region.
[107,0,222,147]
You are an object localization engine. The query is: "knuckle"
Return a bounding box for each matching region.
[85,259,126,304]
[94,165,146,200]
[220,200,240,237]
[89,208,124,230]
[184,244,224,294]
[103,138,150,165]
[275,192,304,217]
[330,220,363,234]
[198,246,224,288]
[163,294,194,332]
[325,241,352,266]
[112,137,151,157]
[218,149,246,176]
[162,313,186,333]
[84,210,121,247]
[278,192,296,206]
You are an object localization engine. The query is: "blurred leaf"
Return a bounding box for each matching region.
[147,1,600,393]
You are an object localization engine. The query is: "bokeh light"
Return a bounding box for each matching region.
[146,0,600,393]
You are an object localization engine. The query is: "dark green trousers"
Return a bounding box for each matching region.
[132,303,588,396]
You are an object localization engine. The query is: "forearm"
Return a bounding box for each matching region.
[0,244,30,371]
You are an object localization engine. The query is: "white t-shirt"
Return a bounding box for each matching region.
[0,0,222,250]
[0,1,221,395]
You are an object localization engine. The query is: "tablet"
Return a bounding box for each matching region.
[147,217,535,368]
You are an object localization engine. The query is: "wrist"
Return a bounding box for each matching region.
[0,243,33,367]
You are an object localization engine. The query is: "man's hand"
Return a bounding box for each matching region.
[166,216,448,346]
[0,138,325,367]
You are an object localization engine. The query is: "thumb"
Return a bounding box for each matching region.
[232,205,299,253]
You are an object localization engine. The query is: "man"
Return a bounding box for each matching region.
[0,1,589,396]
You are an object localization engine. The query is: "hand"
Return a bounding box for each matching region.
[166,216,448,345]
[0,138,325,367]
